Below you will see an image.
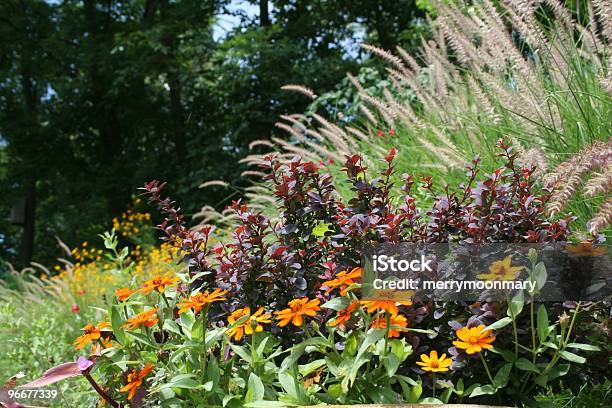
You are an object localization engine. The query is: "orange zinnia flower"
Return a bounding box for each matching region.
[328,301,359,329]
[566,242,607,257]
[275,297,321,327]
[416,350,452,372]
[323,267,362,296]
[139,272,181,295]
[116,287,137,302]
[122,308,159,331]
[74,322,110,350]
[226,307,272,341]
[371,313,408,337]
[177,288,228,314]
[120,363,154,400]
[360,299,412,315]
[453,325,496,354]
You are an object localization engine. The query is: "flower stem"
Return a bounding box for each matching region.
[83,371,121,408]
[432,373,436,398]
[479,353,494,385]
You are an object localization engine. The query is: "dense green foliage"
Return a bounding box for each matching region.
[0,0,426,268]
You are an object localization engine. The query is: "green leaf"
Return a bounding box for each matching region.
[382,353,400,377]
[245,373,264,403]
[507,289,524,318]
[548,364,570,380]
[533,262,548,292]
[406,382,422,403]
[163,319,182,336]
[281,337,328,369]
[485,317,513,331]
[469,384,497,397]
[321,297,349,311]
[420,397,444,404]
[515,358,540,373]
[559,350,586,364]
[493,363,512,389]
[110,306,126,345]
[230,343,252,364]
[244,402,292,408]
[298,359,326,377]
[537,304,550,343]
[151,374,199,392]
[566,343,601,352]
[312,222,333,237]
[125,331,156,348]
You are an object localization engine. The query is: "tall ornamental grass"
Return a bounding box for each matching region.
[201,0,610,237]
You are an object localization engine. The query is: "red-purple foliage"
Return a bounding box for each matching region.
[140,140,571,310]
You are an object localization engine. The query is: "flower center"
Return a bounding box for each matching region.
[430,361,439,368]
[468,335,480,344]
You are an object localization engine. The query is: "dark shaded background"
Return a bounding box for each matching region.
[0,0,426,268]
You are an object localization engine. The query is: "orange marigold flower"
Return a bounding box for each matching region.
[371,313,408,337]
[360,299,412,315]
[323,267,362,296]
[275,297,321,327]
[122,308,159,331]
[139,272,181,295]
[328,301,359,329]
[74,322,110,350]
[453,325,496,354]
[116,287,137,302]
[120,363,154,400]
[226,307,272,341]
[177,288,228,314]
[416,350,452,372]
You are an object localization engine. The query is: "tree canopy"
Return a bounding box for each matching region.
[0,0,426,268]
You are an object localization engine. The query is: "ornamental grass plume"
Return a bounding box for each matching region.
[226,307,272,341]
[275,297,321,327]
[543,140,612,235]
[453,325,496,355]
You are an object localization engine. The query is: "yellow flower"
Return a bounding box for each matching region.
[371,313,408,337]
[226,307,272,341]
[477,255,524,281]
[453,325,496,354]
[416,350,452,372]
[275,298,320,327]
[177,288,228,314]
[322,267,361,296]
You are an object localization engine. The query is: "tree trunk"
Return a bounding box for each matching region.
[260,0,270,27]
[19,182,36,265]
